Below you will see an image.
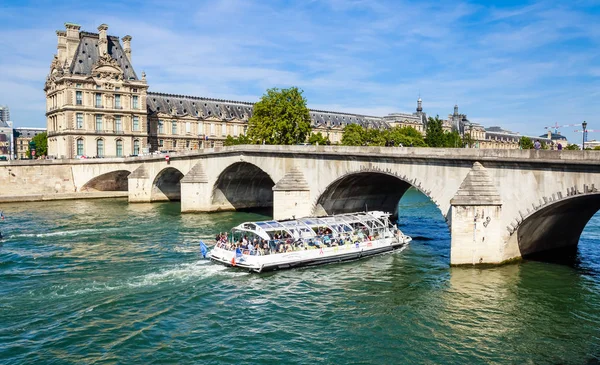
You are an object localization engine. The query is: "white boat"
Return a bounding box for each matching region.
[208,211,412,272]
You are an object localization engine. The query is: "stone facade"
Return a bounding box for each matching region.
[45,22,556,158]
[45,23,149,159]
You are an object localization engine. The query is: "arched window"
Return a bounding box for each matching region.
[97,139,104,157]
[76,138,84,156]
[116,139,123,157]
[133,140,140,155]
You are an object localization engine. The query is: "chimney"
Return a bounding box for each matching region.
[65,22,81,65]
[98,24,109,56]
[122,35,132,62]
[56,30,67,63]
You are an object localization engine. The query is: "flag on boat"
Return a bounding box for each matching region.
[231,248,243,266]
[199,241,208,258]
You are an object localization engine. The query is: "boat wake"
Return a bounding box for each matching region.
[10,227,118,239]
[50,259,243,298]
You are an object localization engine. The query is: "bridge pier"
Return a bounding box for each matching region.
[180,162,212,212]
[449,162,514,265]
[272,167,312,220]
[128,165,153,203]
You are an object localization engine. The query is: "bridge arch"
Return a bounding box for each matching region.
[211,161,275,211]
[313,170,436,217]
[515,192,600,259]
[81,170,131,191]
[152,167,184,201]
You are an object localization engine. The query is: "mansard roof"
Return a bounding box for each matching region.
[69,32,138,80]
[146,92,391,129]
[146,92,254,120]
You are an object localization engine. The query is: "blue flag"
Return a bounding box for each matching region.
[200,241,208,258]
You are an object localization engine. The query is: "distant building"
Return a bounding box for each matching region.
[539,131,568,147]
[14,128,46,159]
[0,106,9,123]
[0,120,13,159]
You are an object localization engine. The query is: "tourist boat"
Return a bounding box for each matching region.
[208,211,411,273]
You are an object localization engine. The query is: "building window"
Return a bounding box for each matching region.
[158,139,164,147]
[96,139,104,157]
[243,126,247,135]
[77,138,84,156]
[76,83,82,88]
[76,91,82,105]
[115,94,121,108]
[173,140,177,148]
[95,93,102,107]
[116,139,123,157]
[96,85,101,89]
[132,95,139,109]
[222,123,226,136]
[76,113,83,129]
[158,120,164,134]
[233,124,238,136]
[186,122,191,134]
[172,121,177,135]
[210,123,215,136]
[95,114,102,131]
[133,116,139,131]
[186,140,190,148]
[115,115,122,132]
[133,139,140,155]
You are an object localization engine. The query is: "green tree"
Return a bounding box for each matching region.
[565,144,581,150]
[246,87,312,145]
[424,116,445,147]
[308,132,330,145]
[223,134,253,146]
[365,128,386,146]
[386,126,424,147]
[444,130,462,148]
[27,132,48,158]
[593,146,600,151]
[519,136,533,149]
[341,124,366,146]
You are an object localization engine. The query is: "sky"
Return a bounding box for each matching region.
[1,0,599,143]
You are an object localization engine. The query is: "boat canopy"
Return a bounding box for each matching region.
[231,211,392,240]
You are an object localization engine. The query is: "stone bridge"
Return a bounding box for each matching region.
[3,145,600,266]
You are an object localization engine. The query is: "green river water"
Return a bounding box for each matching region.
[0,189,599,364]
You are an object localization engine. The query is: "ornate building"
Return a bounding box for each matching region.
[45,23,148,159]
[46,23,553,157]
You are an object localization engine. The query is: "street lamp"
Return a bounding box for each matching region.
[582,121,587,150]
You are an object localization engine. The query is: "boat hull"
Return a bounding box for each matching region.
[209,237,411,273]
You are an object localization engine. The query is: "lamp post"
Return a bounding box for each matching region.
[582,121,587,151]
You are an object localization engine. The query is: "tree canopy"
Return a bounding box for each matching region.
[519,137,533,149]
[341,124,426,147]
[27,132,47,158]
[308,132,330,145]
[246,87,312,145]
[424,116,446,147]
[223,134,253,146]
[565,144,581,150]
[341,124,365,146]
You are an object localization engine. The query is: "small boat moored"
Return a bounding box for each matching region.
[208,211,411,272]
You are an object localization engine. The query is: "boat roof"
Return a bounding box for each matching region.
[232,211,391,240]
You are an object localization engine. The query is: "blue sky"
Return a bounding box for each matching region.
[1,0,599,143]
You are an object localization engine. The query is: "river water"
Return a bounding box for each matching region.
[0,189,599,364]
